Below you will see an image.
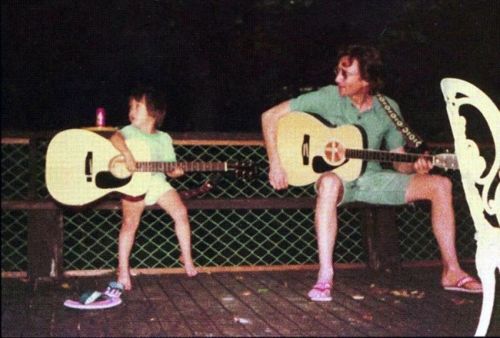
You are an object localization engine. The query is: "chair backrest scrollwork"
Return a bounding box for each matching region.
[441,78,499,337]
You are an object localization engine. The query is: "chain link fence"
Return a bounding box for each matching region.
[2,135,478,273]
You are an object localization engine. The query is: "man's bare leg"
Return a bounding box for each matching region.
[308,173,344,300]
[405,174,481,291]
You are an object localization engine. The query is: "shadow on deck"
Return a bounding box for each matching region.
[2,264,499,337]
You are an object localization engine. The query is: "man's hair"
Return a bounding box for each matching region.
[129,85,167,127]
[337,45,384,94]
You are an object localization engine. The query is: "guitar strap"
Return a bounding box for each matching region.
[375,93,425,148]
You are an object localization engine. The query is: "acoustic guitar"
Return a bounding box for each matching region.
[45,129,256,205]
[277,112,458,186]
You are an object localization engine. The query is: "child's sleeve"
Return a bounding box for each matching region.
[119,125,136,140]
[162,132,177,162]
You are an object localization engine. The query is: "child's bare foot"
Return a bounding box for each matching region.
[117,269,132,290]
[184,263,198,277]
[179,254,198,277]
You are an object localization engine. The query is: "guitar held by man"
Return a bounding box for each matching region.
[277,111,458,186]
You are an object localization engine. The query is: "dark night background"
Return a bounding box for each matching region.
[2,0,498,141]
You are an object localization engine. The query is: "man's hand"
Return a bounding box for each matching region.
[167,167,184,178]
[269,163,288,190]
[414,154,433,174]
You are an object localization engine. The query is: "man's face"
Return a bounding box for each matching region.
[334,56,370,97]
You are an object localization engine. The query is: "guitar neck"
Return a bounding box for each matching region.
[137,161,228,173]
[346,149,432,164]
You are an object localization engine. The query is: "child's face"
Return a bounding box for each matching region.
[128,97,154,128]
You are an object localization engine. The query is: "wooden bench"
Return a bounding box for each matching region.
[2,198,401,280]
[2,131,402,280]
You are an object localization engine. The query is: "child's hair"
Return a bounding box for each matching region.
[129,85,167,127]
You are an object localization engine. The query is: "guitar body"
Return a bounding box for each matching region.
[45,129,152,206]
[277,112,366,186]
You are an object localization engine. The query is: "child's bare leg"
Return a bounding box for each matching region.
[157,190,198,277]
[118,198,145,290]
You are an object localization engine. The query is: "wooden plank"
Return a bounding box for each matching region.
[345,266,480,336]
[106,320,164,337]
[1,268,495,337]
[4,197,413,211]
[154,275,232,337]
[235,271,360,336]
[3,197,411,211]
[154,275,200,336]
[0,137,30,144]
[1,131,264,145]
[1,303,29,336]
[1,197,316,210]
[176,274,250,336]
[1,135,476,149]
[331,272,440,336]
[192,273,274,336]
[212,272,309,336]
[270,270,392,336]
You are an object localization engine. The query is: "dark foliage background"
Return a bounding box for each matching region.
[2,0,498,141]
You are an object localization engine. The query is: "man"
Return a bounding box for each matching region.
[261,44,482,301]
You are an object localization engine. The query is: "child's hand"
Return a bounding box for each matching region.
[167,167,184,178]
[123,152,137,172]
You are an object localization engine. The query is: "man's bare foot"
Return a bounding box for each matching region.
[442,270,482,293]
[308,280,333,301]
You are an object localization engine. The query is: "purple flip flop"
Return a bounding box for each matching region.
[64,281,124,310]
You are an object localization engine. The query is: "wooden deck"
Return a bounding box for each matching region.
[2,264,499,337]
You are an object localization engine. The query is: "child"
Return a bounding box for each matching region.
[110,85,198,290]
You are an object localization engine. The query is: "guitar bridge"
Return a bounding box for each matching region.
[302,134,310,165]
[85,152,93,182]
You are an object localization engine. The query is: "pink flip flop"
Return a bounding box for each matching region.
[308,281,333,302]
[443,275,482,294]
[64,294,122,310]
[64,281,124,310]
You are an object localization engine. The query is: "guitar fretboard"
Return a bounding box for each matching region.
[137,161,227,173]
[345,149,432,164]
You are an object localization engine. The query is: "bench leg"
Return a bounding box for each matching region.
[27,209,64,281]
[362,207,401,272]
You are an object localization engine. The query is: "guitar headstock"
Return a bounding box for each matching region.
[228,161,258,180]
[434,152,459,171]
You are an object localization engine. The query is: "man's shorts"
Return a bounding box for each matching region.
[316,169,414,206]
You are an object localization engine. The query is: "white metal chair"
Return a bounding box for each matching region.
[441,78,500,336]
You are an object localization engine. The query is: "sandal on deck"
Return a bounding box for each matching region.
[308,281,333,302]
[64,281,124,310]
[104,281,124,298]
[443,276,482,294]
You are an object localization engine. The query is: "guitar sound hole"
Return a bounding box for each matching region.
[95,171,132,189]
[325,141,345,164]
[109,155,132,179]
